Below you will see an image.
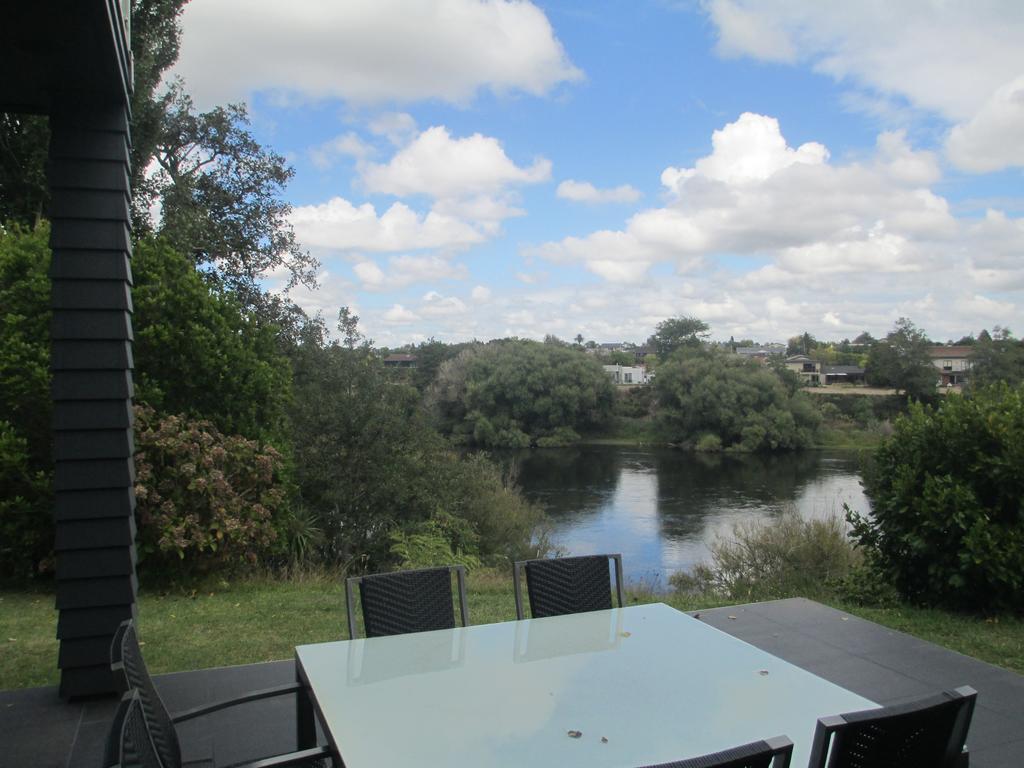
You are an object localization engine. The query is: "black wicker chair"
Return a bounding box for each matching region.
[513,553,624,619]
[807,685,977,768]
[103,690,162,768]
[110,620,330,768]
[345,565,469,639]
[636,736,793,768]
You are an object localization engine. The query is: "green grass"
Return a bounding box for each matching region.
[2,572,1022,690]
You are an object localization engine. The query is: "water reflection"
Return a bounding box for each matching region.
[512,446,869,584]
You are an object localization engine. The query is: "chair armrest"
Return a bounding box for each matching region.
[171,682,305,723]
[222,746,331,768]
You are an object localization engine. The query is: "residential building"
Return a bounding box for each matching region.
[928,346,973,386]
[603,364,652,385]
[822,365,866,385]
[785,355,821,385]
[383,354,418,368]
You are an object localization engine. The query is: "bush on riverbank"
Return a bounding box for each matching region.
[848,383,1024,613]
[670,512,862,602]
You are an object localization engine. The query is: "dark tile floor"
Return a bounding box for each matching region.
[3,598,1021,768]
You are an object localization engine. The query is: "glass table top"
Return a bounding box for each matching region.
[296,603,877,768]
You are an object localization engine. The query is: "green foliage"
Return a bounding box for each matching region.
[0,114,51,225]
[865,317,935,400]
[0,421,53,580]
[847,384,1024,612]
[655,348,820,451]
[147,81,316,296]
[670,512,861,602]
[969,328,1024,388]
[132,237,292,441]
[388,512,481,571]
[648,316,710,359]
[0,225,52,578]
[695,433,723,452]
[427,340,615,447]
[290,330,547,570]
[133,405,286,577]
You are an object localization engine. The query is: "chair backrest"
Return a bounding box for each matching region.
[103,690,164,768]
[110,619,183,768]
[513,554,624,620]
[808,686,976,768]
[346,565,469,639]
[637,735,793,768]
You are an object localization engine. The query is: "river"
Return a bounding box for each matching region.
[508,446,870,588]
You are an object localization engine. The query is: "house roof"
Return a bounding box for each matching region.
[785,355,814,363]
[927,346,973,359]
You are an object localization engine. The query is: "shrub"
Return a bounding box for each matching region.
[695,433,722,453]
[0,421,52,579]
[133,405,286,577]
[847,384,1024,612]
[670,512,861,601]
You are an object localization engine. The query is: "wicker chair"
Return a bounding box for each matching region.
[103,690,162,768]
[807,686,977,768]
[345,565,469,639]
[636,736,793,768]
[110,620,330,768]
[513,554,624,620]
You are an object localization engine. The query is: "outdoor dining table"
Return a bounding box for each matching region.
[294,602,878,768]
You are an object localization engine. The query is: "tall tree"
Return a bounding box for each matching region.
[865,318,935,400]
[648,316,710,359]
[146,82,317,300]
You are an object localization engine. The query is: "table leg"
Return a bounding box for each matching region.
[296,662,316,749]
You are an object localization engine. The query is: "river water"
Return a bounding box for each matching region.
[508,446,870,588]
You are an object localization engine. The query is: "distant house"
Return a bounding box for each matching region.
[383,354,418,368]
[928,346,972,386]
[603,364,651,385]
[822,365,866,385]
[736,344,786,363]
[785,355,821,385]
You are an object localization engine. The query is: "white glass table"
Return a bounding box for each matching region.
[295,603,877,768]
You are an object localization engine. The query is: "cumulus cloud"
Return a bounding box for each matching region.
[471,285,492,302]
[354,254,468,290]
[383,304,419,324]
[556,180,641,204]
[309,132,374,169]
[290,197,484,253]
[368,112,418,145]
[174,0,582,107]
[702,0,1024,171]
[534,113,954,283]
[946,75,1024,172]
[361,126,551,199]
[420,291,469,318]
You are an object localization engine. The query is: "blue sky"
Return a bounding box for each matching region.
[170,0,1024,347]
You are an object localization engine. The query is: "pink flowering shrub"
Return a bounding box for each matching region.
[133,405,284,575]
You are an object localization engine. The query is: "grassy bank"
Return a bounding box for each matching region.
[2,571,1022,690]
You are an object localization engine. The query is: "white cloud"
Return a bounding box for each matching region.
[383,304,419,324]
[175,0,582,107]
[703,1,1024,171]
[946,75,1024,172]
[290,197,484,253]
[309,132,374,169]
[420,291,469,318]
[534,114,954,283]
[556,180,641,204]
[354,254,468,290]
[361,126,551,199]
[368,112,418,146]
[471,285,492,302]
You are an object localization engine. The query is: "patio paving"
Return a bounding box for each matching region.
[2,598,1021,768]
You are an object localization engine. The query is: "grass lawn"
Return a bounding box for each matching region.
[2,571,1022,690]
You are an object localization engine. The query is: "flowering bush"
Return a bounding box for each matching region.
[133,405,284,576]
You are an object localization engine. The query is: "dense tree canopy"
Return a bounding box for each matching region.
[428,340,615,447]
[865,318,935,400]
[969,327,1024,388]
[132,237,293,441]
[647,316,710,359]
[655,348,820,451]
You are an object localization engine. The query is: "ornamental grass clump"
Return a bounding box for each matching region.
[133,405,285,577]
